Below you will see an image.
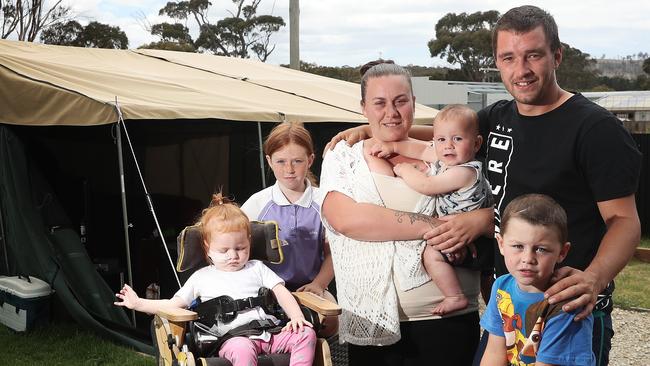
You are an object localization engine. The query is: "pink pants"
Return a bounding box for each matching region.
[218,327,317,366]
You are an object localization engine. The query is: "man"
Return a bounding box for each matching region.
[325,6,642,365]
[474,6,641,365]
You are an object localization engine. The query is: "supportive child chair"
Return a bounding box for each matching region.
[151,221,341,366]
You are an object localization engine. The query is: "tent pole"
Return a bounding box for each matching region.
[257,122,266,188]
[113,99,182,294]
[115,121,137,326]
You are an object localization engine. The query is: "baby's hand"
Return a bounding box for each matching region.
[114,284,140,309]
[282,317,313,333]
[393,162,417,177]
[370,141,395,158]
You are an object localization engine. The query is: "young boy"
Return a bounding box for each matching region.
[371,104,492,315]
[480,194,595,365]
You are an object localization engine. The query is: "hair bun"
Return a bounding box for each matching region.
[360,59,395,77]
[210,193,232,207]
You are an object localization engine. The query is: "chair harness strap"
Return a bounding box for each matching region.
[192,287,277,324]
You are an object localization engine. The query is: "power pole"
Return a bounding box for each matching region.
[289,0,300,70]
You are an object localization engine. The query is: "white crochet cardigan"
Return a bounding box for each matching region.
[318,141,436,346]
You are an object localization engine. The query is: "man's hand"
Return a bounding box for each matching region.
[323,125,372,156]
[423,208,493,254]
[424,215,473,253]
[545,267,601,321]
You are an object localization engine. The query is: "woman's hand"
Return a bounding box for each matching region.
[323,125,372,156]
[296,281,326,297]
[282,317,313,333]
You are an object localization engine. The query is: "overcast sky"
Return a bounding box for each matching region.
[64,0,650,67]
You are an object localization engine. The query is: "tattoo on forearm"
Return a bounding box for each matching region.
[394,211,437,229]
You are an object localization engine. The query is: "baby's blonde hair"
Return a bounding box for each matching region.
[433,104,479,135]
[196,193,251,259]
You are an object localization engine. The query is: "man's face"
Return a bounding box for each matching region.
[494,26,562,113]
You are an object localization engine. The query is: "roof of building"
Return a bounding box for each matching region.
[585,91,650,111]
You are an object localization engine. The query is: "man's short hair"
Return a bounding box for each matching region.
[492,5,561,55]
[501,194,568,243]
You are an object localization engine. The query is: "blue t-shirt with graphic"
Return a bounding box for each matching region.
[480,274,595,365]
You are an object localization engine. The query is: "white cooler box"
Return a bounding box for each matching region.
[0,275,53,332]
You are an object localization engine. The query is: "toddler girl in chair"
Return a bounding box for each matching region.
[114,194,316,366]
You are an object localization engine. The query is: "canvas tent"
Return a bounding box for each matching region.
[0,39,438,352]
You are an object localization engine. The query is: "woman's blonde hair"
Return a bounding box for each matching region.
[196,193,251,259]
[264,121,318,186]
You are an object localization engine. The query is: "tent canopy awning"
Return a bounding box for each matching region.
[0,40,437,126]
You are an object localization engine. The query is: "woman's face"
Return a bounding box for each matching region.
[266,142,314,192]
[361,75,415,142]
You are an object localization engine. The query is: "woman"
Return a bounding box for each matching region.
[319,60,488,366]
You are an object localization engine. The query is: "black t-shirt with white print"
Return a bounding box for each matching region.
[478,93,641,280]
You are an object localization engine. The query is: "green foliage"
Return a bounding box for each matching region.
[139,40,196,52]
[39,19,83,46]
[78,21,128,49]
[556,42,599,91]
[592,74,650,91]
[151,22,193,44]
[40,20,128,49]
[1,0,71,41]
[295,61,361,82]
[153,0,285,61]
[644,58,650,75]
[0,322,154,365]
[288,62,467,84]
[428,11,499,82]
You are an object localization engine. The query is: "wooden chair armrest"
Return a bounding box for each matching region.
[157,307,198,322]
[292,292,341,316]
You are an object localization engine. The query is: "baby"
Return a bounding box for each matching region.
[115,194,316,366]
[371,104,491,315]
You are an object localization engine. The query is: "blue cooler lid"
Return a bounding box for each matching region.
[0,276,53,299]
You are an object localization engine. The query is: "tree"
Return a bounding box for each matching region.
[296,61,360,82]
[428,11,500,82]
[1,0,70,41]
[644,58,650,75]
[138,22,196,52]
[40,20,128,49]
[77,21,128,49]
[145,0,284,61]
[39,19,82,45]
[556,43,599,91]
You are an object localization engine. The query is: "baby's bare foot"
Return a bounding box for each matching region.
[431,295,468,316]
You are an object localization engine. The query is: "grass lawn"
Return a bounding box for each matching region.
[1,321,154,366]
[614,236,650,310]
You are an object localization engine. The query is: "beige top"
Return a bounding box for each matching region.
[372,172,480,321]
